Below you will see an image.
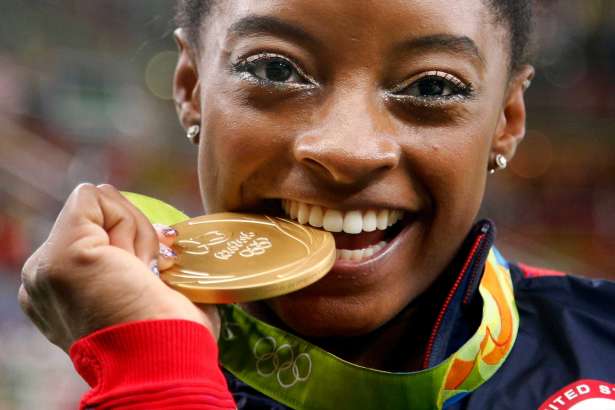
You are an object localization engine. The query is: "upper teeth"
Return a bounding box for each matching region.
[282,199,404,234]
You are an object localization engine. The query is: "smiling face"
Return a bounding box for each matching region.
[174,0,533,337]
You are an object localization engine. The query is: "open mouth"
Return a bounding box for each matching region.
[281,199,408,263]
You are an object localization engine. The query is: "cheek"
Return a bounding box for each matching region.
[406,120,492,228]
[198,88,310,211]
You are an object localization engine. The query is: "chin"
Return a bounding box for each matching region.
[267,288,404,337]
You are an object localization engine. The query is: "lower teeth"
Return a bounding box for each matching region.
[335,241,387,262]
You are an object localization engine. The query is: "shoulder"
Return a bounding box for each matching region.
[509,261,615,322]
[507,260,615,378]
[459,260,615,410]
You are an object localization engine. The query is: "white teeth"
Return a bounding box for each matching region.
[283,200,404,234]
[338,249,352,260]
[323,209,344,232]
[335,241,387,262]
[363,210,377,232]
[343,210,363,234]
[377,209,389,230]
[351,249,364,261]
[308,205,324,228]
[388,210,400,227]
[297,202,310,224]
[290,201,299,219]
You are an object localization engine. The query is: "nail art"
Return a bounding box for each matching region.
[159,244,177,258]
[153,224,178,237]
[161,227,178,237]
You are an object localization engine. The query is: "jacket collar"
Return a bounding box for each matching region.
[422,219,495,368]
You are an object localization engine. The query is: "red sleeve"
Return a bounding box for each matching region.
[69,320,236,410]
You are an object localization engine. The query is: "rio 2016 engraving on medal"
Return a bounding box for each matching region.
[161,213,336,303]
[179,230,272,260]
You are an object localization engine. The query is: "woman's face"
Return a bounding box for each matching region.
[175,0,530,336]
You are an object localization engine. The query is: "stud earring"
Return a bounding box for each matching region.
[522,79,532,91]
[489,154,508,175]
[186,124,200,144]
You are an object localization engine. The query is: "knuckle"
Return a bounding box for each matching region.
[96,183,117,192]
[21,246,47,292]
[73,182,97,197]
[66,183,98,209]
[17,285,36,318]
[17,285,30,308]
[21,251,38,282]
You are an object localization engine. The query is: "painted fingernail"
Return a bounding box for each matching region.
[149,260,160,277]
[159,244,177,258]
[161,227,178,237]
[154,224,178,237]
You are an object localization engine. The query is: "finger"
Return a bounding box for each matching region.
[63,183,137,255]
[96,184,159,265]
[153,224,178,248]
[158,243,177,271]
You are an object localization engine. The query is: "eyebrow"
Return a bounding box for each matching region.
[229,15,323,49]
[394,34,484,67]
[229,16,483,68]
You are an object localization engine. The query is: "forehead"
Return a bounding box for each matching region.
[207,0,505,63]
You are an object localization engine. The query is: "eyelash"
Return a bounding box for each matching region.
[386,70,475,107]
[232,52,318,89]
[232,53,475,106]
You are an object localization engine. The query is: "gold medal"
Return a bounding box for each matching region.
[162,213,336,303]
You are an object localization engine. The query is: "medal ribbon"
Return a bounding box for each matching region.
[219,251,518,410]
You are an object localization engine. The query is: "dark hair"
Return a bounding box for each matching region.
[175,0,532,74]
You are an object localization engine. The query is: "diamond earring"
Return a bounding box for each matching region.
[489,154,508,174]
[186,124,200,144]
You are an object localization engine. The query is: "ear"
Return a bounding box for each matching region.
[490,64,535,167]
[173,28,201,131]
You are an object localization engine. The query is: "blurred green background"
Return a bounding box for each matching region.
[1,1,614,408]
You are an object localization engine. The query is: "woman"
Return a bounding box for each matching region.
[19,0,615,409]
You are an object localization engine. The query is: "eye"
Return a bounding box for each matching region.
[235,53,313,86]
[410,76,455,97]
[393,71,472,100]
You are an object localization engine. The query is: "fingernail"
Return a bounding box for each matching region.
[159,244,177,258]
[154,224,178,237]
[162,227,178,237]
[149,260,160,277]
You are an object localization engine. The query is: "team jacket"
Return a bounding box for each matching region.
[70,221,615,410]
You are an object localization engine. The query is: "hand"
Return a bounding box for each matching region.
[19,183,219,352]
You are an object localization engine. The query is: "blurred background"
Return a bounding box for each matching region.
[0,1,614,408]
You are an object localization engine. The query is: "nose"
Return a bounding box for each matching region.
[293,99,401,186]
